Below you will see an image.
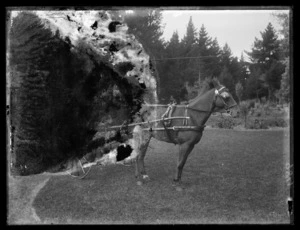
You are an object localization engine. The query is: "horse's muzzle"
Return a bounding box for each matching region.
[225,96,237,110]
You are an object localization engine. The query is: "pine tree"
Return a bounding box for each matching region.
[235,82,243,104]
[123,10,165,99]
[219,66,235,98]
[180,16,198,86]
[279,57,290,103]
[220,43,233,67]
[239,53,249,86]
[166,30,181,57]
[245,66,267,99]
[161,31,185,102]
[273,12,290,103]
[273,12,289,58]
[182,16,197,53]
[245,23,285,101]
[197,25,213,82]
[123,10,165,57]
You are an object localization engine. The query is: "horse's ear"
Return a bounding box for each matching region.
[211,77,220,87]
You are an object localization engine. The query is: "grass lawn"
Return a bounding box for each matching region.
[33,129,290,224]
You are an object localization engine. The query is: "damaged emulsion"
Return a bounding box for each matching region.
[116,144,133,161]
[109,41,119,53]
[115,62,135,76]
[91,21,98,30]
[108,21,122,33]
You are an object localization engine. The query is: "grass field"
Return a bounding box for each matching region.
[31,129,290,224]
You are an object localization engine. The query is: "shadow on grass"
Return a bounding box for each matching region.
[33,129,290,224]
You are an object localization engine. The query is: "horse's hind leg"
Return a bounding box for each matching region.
[174,142,195,183]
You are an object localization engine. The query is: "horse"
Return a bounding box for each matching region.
[134,78,237,185]
[67,78,237,184]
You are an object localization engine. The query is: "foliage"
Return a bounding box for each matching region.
[245,67,267,99]
[216,116,236,129]
[122,10,165,98]
[272,12,289,58]
[122,11,290,104]
[246,117,287,129]
[245,23,285,101]
[239,101,251,127]
[279,57,290,103]
[235,82,243,104]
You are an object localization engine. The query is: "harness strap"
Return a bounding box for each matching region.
[143,126,206,132]
[184,105,188,126]
[161,119,178,145]
[161,103,176,126]
[161,104,172,119]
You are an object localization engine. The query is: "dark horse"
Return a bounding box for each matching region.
[134,78,237,185]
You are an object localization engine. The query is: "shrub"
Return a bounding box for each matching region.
[246,119,268,129]
[239,101,250,127]
[248,99,256,109]
[265,117,288,127]
[216,116,236,129]
[246,117,288,129]
[261,97,267,104]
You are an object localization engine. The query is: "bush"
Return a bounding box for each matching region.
[239,101,250,127]
[216,116,236,129]
[246,119,268,129]
[265,117,288,127]
[248,99,256,109]
[246,117,288,129]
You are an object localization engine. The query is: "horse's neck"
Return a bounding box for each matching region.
[189,88,215,112]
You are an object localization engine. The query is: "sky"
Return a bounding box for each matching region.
[161,9,289,59]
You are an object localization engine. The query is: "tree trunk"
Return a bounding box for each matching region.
[268,86,272,102]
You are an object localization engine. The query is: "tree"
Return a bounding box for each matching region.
[245,66,267,100]
[245,23,285,101]
[273,12,290,103]
[180,16,198,85]
[122,10,166,98]
[273,12,289,58]
[219,66,235,99]
[182,16,197,53]
[279,57,290,103]
[235,82,243,104]
[160,30,184,102]
[197,25,221,82]
[220,43,233,68]
[123,10,165,58]
[239,53,250,84]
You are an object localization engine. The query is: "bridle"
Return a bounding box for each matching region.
[214,86,230,110]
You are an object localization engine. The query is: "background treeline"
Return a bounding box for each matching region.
[121,10,290,105]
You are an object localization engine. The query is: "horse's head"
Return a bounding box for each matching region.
[211,78,237,113]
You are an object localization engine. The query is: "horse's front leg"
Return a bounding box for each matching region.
[173,142,195,184]
[135,138,151,183]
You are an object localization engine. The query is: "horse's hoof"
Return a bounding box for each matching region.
[142,175,150,181]
[137,181,143,186]
[172,179,180,186]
